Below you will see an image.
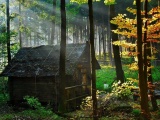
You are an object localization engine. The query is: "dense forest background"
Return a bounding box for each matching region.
[0,0,160,119]
[0,0,158,70]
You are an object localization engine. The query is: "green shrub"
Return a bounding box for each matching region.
[80,90,106,110]
[0,114,14,120]
[23,96,62,119]
[121,57,134,64]
[132,109,140,117]
[19,109,59,119]
[0,77,9,105]
[24,96,43,110]
[111,81,134,99]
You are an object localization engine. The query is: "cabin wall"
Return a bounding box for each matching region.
[78,44,92,95]
[9,76,57,103]
[65,66,91,110]
[9,75,79,111]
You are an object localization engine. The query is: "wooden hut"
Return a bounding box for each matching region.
[0,42,100,111]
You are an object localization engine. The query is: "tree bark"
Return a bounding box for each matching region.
[98,26,101,59]
[136,0,151,119]
[102,26,106,62]
[50,0,56,45]
[6,0,11,62]
[19,1,22,47]
[107,6,113,66]
[58,0,66,113]
[110,5,124,83]
[143,0,158,111]
[88,0,97,119]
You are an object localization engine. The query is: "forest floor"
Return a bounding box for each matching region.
[1,95,160,120]
[65,98,160,120]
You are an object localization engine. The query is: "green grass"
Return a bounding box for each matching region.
[0,114,15,120]
[123,65,138,80]
[96,65,138,91]
[96,64,160,91]
[96,65,116,91]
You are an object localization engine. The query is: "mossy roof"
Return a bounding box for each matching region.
[1,43,88,77]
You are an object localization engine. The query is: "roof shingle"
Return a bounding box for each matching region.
[1,43,87,77]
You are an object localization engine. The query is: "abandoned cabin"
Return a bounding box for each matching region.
[0,42,100,111]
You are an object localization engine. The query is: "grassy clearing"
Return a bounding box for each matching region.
[96,65,138,91]
[96,65,116,91]
[96,64,160,91]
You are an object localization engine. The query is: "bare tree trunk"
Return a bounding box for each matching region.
[19,1,22,47]
[50,0,56,45]
[58,0,66,113]
[136,0,151,119]
[102,26,106,62]
[48,27,51,44]
[6,0,11,62]
[98,26,101,60]
[110,5,124,83]
[107,12,113,66]
[73,25,76,43]
[34,32,36,46]
[80,25,82,43]
[88,0,97,119]
[6,0,12,107]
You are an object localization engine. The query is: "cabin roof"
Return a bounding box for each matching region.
[1,42,100,77]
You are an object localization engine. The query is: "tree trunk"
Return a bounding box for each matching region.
[88,0,97,119]
[102,26,106,62]
[50,0,56,45]
[110,5,124,83]
[19,1,22,47]
[58,0,66,113]
[48,27,51,44]
[98,26,101,60]
[143,0,158,111]
[136,0,151,119]
[107,6,112,66]
[73,25,76,43]
[6,0,11,62]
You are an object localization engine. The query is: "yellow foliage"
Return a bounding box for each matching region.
[111,6,159,41]
[127,78,139,84]
[128,62,138,71]
[148,6,160,16]
[70,0,100,4]
[120,51,138,57]
[147,56,157,60]
[126,7,136,15]
[111,5,159,64]
[113,40,136,48]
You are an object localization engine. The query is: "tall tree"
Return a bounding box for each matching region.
[107,5,113,66]
[143,0,158,111]
[19,0,22,47]
[136,0,150,119]
[50,0,56,45]
[110,4,124,83]
[58,0,66,112]
[6,0,11,62]
[88,0,97,119]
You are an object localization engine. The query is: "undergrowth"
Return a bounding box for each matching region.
[96,64,160,91]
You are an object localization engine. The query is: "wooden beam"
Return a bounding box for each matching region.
[66,94,88,102]
[65,84,87,90]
